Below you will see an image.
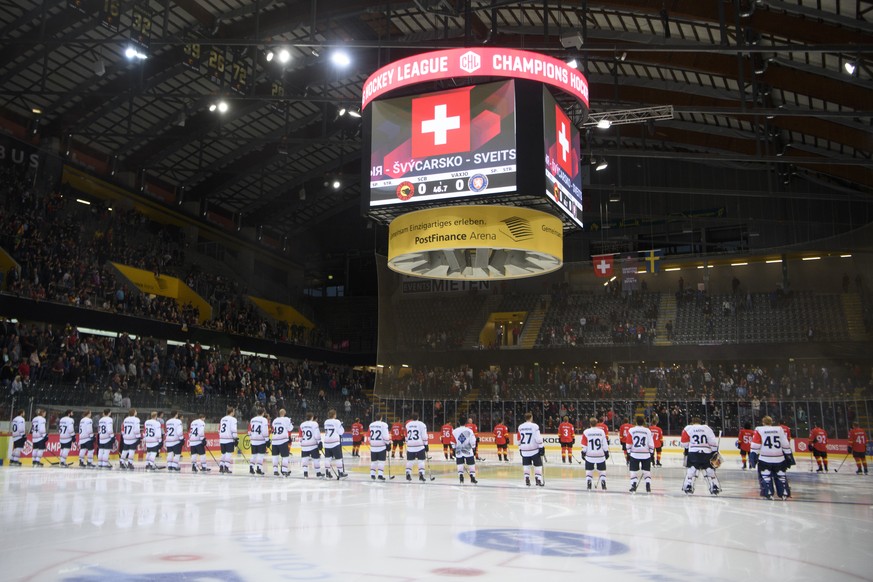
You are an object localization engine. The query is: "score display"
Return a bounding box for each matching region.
[543,87,583,228]
[369,80,517,207]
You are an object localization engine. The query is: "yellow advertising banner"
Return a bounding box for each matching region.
[111,262,212,323]
[388,205,563,280]
[247,296,314,329]
[0,248,19,290]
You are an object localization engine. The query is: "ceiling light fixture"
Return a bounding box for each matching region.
[595,158,608,171]
[278,48,291,63]
[596,119,611,129]
[331,50,351,67]
[265,50,274,62]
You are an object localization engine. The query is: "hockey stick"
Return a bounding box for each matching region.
[424,455,436,481]
[834,453,852,473]
[386,450,395,479]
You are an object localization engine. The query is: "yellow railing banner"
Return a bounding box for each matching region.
[247,295,314,329]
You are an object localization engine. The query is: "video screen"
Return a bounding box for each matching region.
[369,80,517,206]
[543,87,583,228]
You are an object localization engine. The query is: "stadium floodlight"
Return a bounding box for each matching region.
[595,158,609,171]
[217,101,229,113]
[567,58,578,68]
[331,50,351,67]
[331,177,342,190]
[347,108,362,118]
[844,61,856,75]
[585,105,674,128]
[596,119,611,129]
[278,48,291,63]
[265,50,274,62]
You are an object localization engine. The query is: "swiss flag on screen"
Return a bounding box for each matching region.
[555,104,574,176]
[592,254,614,278]
[411,89,471,159]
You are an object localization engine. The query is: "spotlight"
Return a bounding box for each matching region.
[567,58,578,68]
[347,108,361,118]
[266,50,274,62]
[31,107,42,115]
[596,119,611,129]
[595,158,609,171]
[310,48,320,57]
[125,47,137,59]
[331,177,342,190]
[331,50,351,67]
[209,104,217,112]
[278,49,291,63]
[338,107,347,116]
[217,101,228,113]
[844,61,857,75]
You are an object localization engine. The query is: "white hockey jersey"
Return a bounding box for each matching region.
[144,419,163,446]
[78,417,94,441]
[681,423,718,453]
[452,426,475,458]
[627,425,655,459]
[405,420,428,453]
[165,418,183,446]
[11,415,26,439]
[298,420,321,452]
[30,416,47,442]
[98,416,114,444]
[58,417,75,443]
[249,415,269,445]
[517,421,544,457]
[368,421,390,452]
[188,419,206,446]
[219,415,238,444]
[751,425,791,463]
[122,415,141,445]
[581,427,608,461]
[271,417,293,445]
[323,418,344,448]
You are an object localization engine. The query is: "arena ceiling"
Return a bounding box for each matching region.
[1,0,872,277]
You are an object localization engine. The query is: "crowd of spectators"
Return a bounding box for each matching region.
[0,320,372,422]
[1,186,327,347]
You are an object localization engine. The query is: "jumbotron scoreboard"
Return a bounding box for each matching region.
[362,48,589,230]
[369,80,517,206]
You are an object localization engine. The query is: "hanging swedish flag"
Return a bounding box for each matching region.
[643,249,663,273]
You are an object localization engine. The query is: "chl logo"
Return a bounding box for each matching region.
[459,51,481,74]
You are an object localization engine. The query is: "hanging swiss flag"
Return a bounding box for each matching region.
[592,254,614,278]
[411,88,472,159]
[555,104,574,176]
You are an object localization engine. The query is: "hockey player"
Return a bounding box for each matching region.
[493,419,509,462]
[271,409,293,477]
[405,412,429,482]
[10,409,26,466]
[627,415,655,493]
[581,417,609,491]
[517,412,545,487]
[750,416,792,500]
[619,418,632,465]
[368,415,390,480]
[248,408,270,475]
[143,411,163,470]
[29,409,48,467]
[649,416,664,467]
[120,408,141,470]
[97,409,115,469]
[848,422,868,475]
[219,407,239,474]
[453,418,477,484]
[323,409,347,479]
[188,413,210,472]
[299,412,323,478]
[809,423,829,472]
[350,418,364,458]
[680,417,721,495]
[466,418,482,460]
[737,422,755,469]
[164,411,183,472]
[440,421,455,460]
[558,415,575,463]
[390,420,405,458]
[57,410,76,467]
[77,410,95,467]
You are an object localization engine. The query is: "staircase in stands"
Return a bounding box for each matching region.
[518,295,551,349]
[840,292,871,342]
[654,293,676,346]
[464,294,503,348]
[634,386,659,419]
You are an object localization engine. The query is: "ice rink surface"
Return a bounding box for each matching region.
[1,453,872,582]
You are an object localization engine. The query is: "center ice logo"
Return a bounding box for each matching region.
[457,529,628,557]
